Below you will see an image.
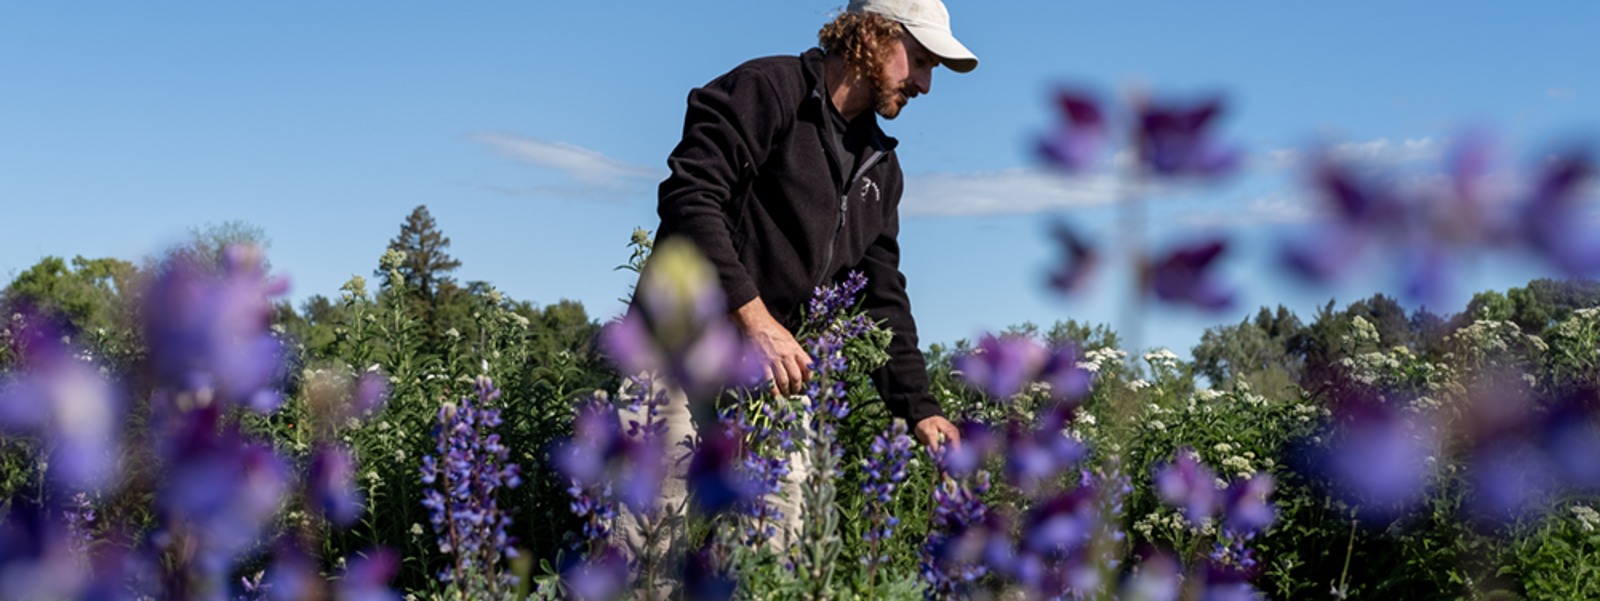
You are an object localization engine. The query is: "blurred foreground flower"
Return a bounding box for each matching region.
[1038,89,1108,172]
[954,334,1093,402]
[1141,239,1235,311]
[1134,96,1240,178]
[1284,136,1600,303]
[604,238,761,402]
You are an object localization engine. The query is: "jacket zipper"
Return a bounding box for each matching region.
[815,147,887,289]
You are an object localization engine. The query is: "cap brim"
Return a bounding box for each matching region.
[905,23,978,73]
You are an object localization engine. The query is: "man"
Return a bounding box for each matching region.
[654,0,976,453]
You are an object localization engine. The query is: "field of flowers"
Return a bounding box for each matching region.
[4,93,1600,601]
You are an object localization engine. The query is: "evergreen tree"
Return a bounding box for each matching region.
[382,205,463,337]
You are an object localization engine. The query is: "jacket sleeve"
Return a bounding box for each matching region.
[656,67,790,312]
[857,174,945,424]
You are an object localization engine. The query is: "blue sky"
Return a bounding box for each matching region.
[4,1,1598,358]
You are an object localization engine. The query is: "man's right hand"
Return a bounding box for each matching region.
[731,297,813,396]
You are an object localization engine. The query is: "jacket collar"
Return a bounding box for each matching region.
[801,48,898,155]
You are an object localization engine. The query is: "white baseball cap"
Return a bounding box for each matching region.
[848,0,978,73]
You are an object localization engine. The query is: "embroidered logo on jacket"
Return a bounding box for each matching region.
[858,177,882,203]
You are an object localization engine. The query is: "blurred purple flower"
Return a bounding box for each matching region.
[349,371,391,419]
[0,352,122,492]
[1038,89,1108,172]
[263,543,318,601]
[1142,239,1234,311]
[335,548,402,601]
[143,244,288,412]
[1046,221,1099,297]
[309,444,364,527]
[1281,151,1408,282]
[939,421,997,478]
[954,334,1047,399]
[604,239,762,401]
[1121,552,1180,601]
[1222,474,1276,534]
[1004,418,1086,493]
[1519,149,1600,274]
[0,500,88,601]
[1154,448,1219,525]
[1135,96,1240,178]
[563,548,629,601]
[161,415,291,564]
[683,543,738,601]
[687,423,761,516]
[1314,403,1435,520]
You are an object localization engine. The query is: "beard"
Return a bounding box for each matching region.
[871,66,909,120]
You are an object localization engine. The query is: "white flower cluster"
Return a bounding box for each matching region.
[1126,379,1151,392]
[1143,348,1180,370]
[1077,347,1128,373]
[1133,510,1195,540]
[1193,388,1225,402]
[1573,505,1600,532]
[1221,453,1256,479]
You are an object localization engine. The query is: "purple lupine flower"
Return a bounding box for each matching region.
[921,472,992,600]
[1038,89,1108,172]
[603,238,762,402]
[553,394,624,549]
[61,493,95,561]
[1046,221,1099,296]
[1141,239,1234,311]
[308,444,364,527]
[419,377,522,586]
[1154,447,1220,525]
[862,420,915,569]
[142,244,289,412]
[724,398,794,546]
[954,334,1048,399]
[804,270,872,333]
[1134,96,1240,178]
[335,548,402,601]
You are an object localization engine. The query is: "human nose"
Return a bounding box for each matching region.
[914,67,932,95]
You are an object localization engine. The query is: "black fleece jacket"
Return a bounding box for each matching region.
[655,48,943,425]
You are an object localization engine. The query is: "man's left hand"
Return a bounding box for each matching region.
[913,415,961,454]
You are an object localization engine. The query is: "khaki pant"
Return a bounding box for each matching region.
[610,378,808,597]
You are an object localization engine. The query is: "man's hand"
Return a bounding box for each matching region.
[731,297,813,396]
[913,415,961,454]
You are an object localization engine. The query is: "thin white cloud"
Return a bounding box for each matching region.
[469,131,665,202]
[901,168,1123,217]
[1176,192,1322,227]
[1258,137,1444,172]
[1548,88,1575,100]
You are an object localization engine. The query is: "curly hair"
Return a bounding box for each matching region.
[817,11,907,82]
